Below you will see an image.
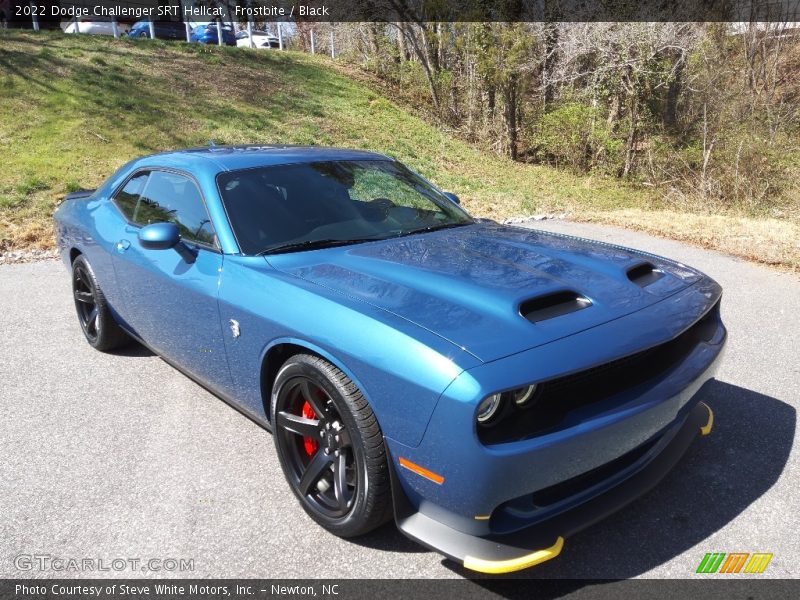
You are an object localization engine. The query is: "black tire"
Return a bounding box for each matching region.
[271,354,391,537]
[71,255,130,352]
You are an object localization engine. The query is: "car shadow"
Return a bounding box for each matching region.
[417,380,794,585]
[351,521,431,554]
[100,339,795,574]
[109,341,155,358]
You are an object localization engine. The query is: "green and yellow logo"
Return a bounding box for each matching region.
[696,552,773,574]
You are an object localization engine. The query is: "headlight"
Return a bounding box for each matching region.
[477,384,538,426]
[476,393,503,424]
[512,384,537,407]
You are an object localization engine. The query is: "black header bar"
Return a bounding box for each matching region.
[10,0,800,23]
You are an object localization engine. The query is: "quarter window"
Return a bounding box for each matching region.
[114,170,216,247]
[113,171,149,221]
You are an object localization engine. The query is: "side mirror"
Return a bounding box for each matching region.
[138,222,180,250]
[138,222,196,263]
[443,192,460,205]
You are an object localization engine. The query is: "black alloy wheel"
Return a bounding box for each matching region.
[73,260,100,344]
[71,255,130,351]
[277,377,356,517]
[271,354,391,537]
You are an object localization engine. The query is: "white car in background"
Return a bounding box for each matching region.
[236,30,280,49]
[63,20,119,36]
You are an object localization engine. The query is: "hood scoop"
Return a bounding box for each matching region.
[520,291,592,323]
[627,262,663,287]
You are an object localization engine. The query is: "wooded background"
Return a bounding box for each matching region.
[287,21,799,219]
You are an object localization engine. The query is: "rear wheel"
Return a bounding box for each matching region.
[72,255,130,352]
[271,354,391,537]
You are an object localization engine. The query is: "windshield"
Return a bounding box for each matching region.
[217,160,473,255]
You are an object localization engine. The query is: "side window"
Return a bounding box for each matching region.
[113,171,150,221]
[135,171,217,247]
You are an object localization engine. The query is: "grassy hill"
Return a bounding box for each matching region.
[1,31,797,269]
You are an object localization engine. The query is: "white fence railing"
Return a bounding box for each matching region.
[10,3,343,57]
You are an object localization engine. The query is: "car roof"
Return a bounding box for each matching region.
[131,145,392,175]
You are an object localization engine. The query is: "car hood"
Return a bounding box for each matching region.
[267,222,703,362]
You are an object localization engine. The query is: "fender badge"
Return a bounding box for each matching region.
[229,319,241,339]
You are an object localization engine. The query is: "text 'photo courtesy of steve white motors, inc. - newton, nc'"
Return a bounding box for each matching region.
[14,583,340,597]
[39,4,329,20]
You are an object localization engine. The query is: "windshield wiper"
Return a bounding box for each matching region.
[256,223,470,255]
[256,238,379,256]
[401,222,471,236]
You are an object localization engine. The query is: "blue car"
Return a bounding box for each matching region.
[190,22,236,46]
[128,20,188,41]
[53,146,726,573]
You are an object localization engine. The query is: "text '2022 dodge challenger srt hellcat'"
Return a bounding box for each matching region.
[54,145,725,574]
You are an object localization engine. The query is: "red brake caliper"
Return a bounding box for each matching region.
[301,401,319,456]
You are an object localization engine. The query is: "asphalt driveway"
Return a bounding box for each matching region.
[1,221,798,579]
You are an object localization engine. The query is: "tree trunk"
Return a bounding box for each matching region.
[486,85,496,120]
[423,23,440,73]
[396,23,407,61]
[663,50,684,128]
[402,23,441,111]
[542,1,560,109]
[367,23,379,56]
[502,75,519,160]
[622,97,638,177]
[542,21,558,109]
[435,22,446,69]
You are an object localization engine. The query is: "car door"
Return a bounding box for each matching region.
[109,169,232,391]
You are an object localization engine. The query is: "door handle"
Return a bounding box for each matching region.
[116,239,131,253]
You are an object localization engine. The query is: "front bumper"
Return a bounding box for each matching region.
[391,400,714,574]
[385,277,725,573]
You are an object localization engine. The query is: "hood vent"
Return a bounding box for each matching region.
[520,291,592,323]
[627,262,663,287]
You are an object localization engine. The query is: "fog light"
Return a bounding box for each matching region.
[477,393,503,424]
[512,384,537,407]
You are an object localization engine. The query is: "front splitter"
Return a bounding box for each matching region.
[389,401,713,574]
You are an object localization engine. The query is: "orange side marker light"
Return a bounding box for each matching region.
[398,457,444,485]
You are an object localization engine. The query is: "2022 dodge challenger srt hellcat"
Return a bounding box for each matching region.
[54,146,726,574]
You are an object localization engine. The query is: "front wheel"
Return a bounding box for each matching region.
[271,354,391,537]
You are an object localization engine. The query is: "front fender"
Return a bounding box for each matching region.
[218,256,481,446]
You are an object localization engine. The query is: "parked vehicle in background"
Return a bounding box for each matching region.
[190,23,236,46]
[236,30,280,49]
[128,20,187,41]
[63,20,117,36]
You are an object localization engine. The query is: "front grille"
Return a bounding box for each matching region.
[478,301,719,445]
